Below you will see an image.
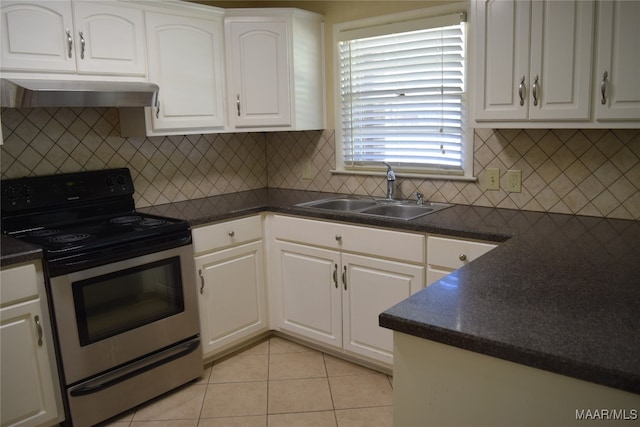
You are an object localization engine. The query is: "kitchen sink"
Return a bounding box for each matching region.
[305,198,378,211]
[359,204,436,220]
[296,197,452,220]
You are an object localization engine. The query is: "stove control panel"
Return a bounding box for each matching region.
[1,168,134,213]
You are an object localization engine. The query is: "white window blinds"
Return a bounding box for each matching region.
[338,13,467,173]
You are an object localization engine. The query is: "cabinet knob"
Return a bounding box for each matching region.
[459,253,467,261]
[335,235,342,241]
[228,231,235,237]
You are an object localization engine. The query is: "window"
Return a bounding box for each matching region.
[335,10,471,178]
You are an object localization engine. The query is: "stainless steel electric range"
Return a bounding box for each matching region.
[1,168,202,427]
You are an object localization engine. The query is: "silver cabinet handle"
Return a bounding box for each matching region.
[342,266,347,290]
[335,235,342,241]
[236,94,241,117]
[333,264,338,288]
[156,100,160,119]
[35,315,43,346]
[79,31,85,59]
[228,231,235,237]
[199,269,205,294]
[601,71,608,105]
[459,254,467,261]
[532,74,539,106]
[66,29,73,58]
[518,75,526,106]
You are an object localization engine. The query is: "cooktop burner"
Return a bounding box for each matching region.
[110,215,143,225]
[49,233,93,244]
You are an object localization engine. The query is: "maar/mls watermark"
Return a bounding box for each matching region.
[576,409,638,421]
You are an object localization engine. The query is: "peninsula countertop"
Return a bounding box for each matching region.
[4,188,638,395]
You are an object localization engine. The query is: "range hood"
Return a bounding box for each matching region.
[0,78,159,108]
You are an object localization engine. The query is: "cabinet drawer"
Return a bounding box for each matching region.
[193,215,262,254]
[272,215,424,264]
[427,236,497,270]
[1,262,39,306]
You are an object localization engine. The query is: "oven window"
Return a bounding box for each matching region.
[73,256,184,346]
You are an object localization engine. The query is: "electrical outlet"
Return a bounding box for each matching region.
[485,168,500,191]
[506,170,522,192]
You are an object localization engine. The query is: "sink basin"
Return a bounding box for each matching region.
[359,204,435,220]
[296,197,452,220]
[304,198,377,211]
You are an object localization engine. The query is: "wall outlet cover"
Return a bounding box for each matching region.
[485,168,500,191]
[506,169,522,193]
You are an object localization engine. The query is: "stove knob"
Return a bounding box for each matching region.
[22,185,32,204]
[5,186,17,205]
[105,176,114,187]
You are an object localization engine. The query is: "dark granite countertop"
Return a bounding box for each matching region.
[4,188,638,395]
[1,234,42,267]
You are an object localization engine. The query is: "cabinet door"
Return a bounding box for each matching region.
[195,242,266,356]
[474,0,531,121]
[1,301,60,427]
[0,1,76,73]
[595,0,640,121]
[276,241,341,348]
[145,11,226,133]
[528,0,594,120]
[342,253,424,365]
[226,18,291,128]
[72,1,146,76]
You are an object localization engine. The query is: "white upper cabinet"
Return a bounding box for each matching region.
[594,0,640,121]
[1,0,146,77]
[143,8,226,134]
[528,0,594,121]
[225,9,326,131]
[71,1,146,76]
[473,0,530,121]
[1,1,76,73]
[474,0,595,123]
[226,18,291,128]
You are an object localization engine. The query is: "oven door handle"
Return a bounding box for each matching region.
[69,337,200,397]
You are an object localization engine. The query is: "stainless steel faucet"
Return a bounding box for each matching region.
[382,162,396,200]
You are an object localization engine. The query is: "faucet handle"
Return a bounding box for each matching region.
[416,192,424,205]
[382,162,396,180]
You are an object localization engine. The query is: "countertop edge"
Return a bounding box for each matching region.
[379,312,640,395]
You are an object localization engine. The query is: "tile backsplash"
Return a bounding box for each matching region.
[1,107,639,220]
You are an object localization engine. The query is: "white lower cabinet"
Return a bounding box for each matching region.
[193,214,500,368]
[426,235,497,286]
[270,215,425,366]
[1,261,63,427]
[193,216,267,358]
[341,253,424,363]
[277,242,342,348]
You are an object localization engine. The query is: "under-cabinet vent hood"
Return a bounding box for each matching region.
[0,78,159,108]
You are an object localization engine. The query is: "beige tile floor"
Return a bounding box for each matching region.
[100,336,393,427]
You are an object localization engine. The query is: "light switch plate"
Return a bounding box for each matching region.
[485,168,500,191]
[506,170,522,192]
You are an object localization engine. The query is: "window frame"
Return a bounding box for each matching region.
[332,3,475,181]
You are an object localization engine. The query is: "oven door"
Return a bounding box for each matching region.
[49,244,199,385]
